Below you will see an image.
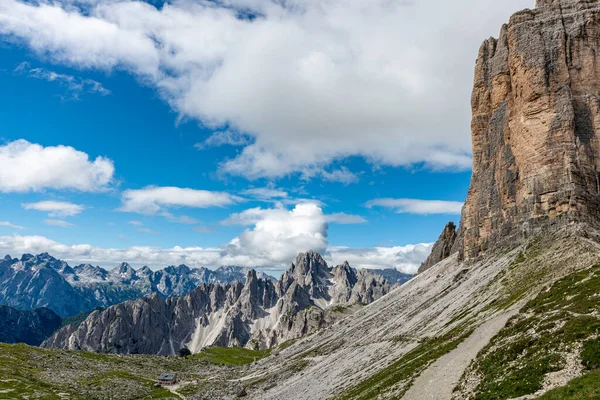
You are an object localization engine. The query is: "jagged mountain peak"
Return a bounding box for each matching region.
[1,255,16,268]
[16,252,68,272]
[110,262,137,280]
[138,265,152,274]
[418,221,457,274]
[20,253,34,262]
[114,262,134,272]
[164,264,192,275]
[245,268,258,282]
[333,261,353,273]
[331,262,358,284]
[290,250,331,280]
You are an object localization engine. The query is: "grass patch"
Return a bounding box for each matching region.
[469,264,600,400]
[290,359,310,373]
[581,339,600,371]
[535,370,600,399]
[177,381,208,396]
[277,338,298,351]
[190,346,271,366]
[0,342,251,399]
[330,305,349,313]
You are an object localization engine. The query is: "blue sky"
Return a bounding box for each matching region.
[0,0,533,273]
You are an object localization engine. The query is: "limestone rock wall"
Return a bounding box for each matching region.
[457,0,600,258]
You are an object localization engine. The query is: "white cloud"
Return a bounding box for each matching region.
[128,220,143,226]
[0,140,114,192]
[240,187,288,200]
[221,204,364,226]
[319,167,359,185]
[366,198,464,215]
[119,186,240,218]
[0,0,531,180]
[0,203,431,272]
[327,244,434,274]
[0,221,25,230]
[195,131,250,150]
[325,213,367,225]
[225,203,329,266]
[15,62,110,99]
[45,219,75,228]
[22,200,85,217]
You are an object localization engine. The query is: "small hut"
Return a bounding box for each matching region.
[157,373,178,386]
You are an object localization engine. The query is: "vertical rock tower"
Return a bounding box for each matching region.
[447,0,600,260]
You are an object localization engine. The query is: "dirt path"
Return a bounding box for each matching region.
[402,310,518,400]
[165,383,184,399]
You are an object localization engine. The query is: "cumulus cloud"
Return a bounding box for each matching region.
[366,198,464,215]
[45,219,75,228]
[0,140,114,192]
[327,244,434,274]
[0,0,531,180]
[225,203,329,266]
[0,221,25,230]
[22,200,85,217]
[221,204,365,226]
[119,186,240,219]
[15,62,110,99]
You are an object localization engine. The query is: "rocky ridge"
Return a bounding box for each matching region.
[418,221,457,273]
[0,305,62,346]
[0,253,274,317]
[43,251,393,354]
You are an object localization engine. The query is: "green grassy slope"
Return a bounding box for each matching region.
[459,263,600,400]
[0,343,270,399]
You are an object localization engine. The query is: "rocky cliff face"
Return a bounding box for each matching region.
[0,253,274,317]
[418,222,457,273]
[451,0,600,259]
[43,251,393,354]
[0,305,62,346]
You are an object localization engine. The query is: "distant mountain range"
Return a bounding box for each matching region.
[0,253,275,317]
[373,268,413,285]
[0,253,412,320]
[44,251,396,354]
